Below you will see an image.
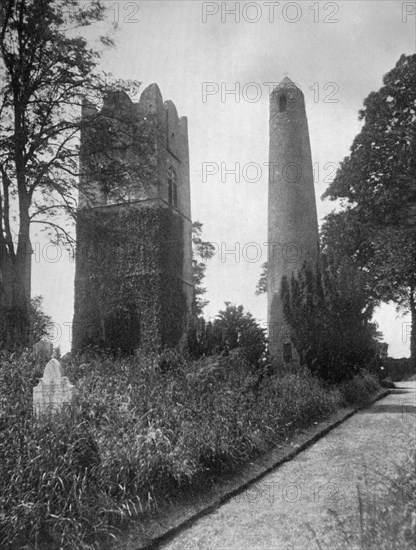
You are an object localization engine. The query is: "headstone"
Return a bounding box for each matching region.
[33,358,74,417]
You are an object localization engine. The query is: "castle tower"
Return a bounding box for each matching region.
[267,77,319,364]
[72,84,193,353]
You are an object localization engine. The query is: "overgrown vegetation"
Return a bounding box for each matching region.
[381,357,416,381]
[188,302,267,366]
[74,206,186,353]
[0,348,380,549]
[281,256,383,383]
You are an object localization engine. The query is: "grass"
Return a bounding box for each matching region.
[0,349,381,549]
[311,442,416,550]
[354,443,416,550]
[338,369,381,407]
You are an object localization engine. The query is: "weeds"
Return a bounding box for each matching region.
[309,441,416,550]
[0,349,381,549]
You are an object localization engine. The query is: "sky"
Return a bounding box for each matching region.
[30,0,416,355]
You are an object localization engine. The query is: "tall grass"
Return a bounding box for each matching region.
[310,442,416,550]
[0,350,380,549]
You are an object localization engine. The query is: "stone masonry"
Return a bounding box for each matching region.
[72,84,193,352]
[267,78,319,364]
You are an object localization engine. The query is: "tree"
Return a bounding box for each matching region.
[188,301,267,366]
[191,221,215,316]
[28,295,54,344]
[282,257,381,382]
[0,0,114,348]
[255,262,267,295]
[215,302,267,365]
[322,54,416,367]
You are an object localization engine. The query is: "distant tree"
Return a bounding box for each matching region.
[191,221,215,315]
[188,302,267,366]
[28,295,54,344]
[0,0,127,349]
[255,262,268,295]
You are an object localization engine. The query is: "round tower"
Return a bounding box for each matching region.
[267,77,319,364]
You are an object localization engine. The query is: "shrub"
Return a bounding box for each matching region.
[381,357,415,381]
[188,303,267,367]
[339,371,380,406]
[282,255,382,383]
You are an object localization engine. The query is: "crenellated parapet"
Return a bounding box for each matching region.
[79,83,190,222]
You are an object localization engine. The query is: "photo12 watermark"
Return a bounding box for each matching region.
[201,161,338,185]
[402,322,412,343]
[201,2,340,24]
[232,480,339,504]
[202,81,340,104]
[63,1,140,24]
[402,2,416,22]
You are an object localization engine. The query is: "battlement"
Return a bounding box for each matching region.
[79,83,190,221]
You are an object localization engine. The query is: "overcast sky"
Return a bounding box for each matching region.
[31,0,416,355]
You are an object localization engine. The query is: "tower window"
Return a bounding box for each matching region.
[279,94,287,112]
[168,167,178,208]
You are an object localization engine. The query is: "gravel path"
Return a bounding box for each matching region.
[159,382,416,550]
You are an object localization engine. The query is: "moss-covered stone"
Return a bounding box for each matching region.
[73,204,186,353]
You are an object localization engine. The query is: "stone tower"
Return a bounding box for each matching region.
[72,84,193,353]
[267,77,319,364]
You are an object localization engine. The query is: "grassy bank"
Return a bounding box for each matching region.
[0,350,380,549]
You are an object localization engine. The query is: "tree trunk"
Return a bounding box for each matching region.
[0,228,31,350]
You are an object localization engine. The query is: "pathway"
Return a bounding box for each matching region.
[159,382,416,550]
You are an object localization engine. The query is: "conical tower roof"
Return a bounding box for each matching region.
[273,76,303,95]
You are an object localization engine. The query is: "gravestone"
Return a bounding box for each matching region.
[33,358,74,416]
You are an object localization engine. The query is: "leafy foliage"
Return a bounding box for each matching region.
[282,257,382,382]
[28,295,54,345]
[191,221,216,316]
[255,262,268,295]
[188,302,268,367]
[322,53,416,365]
[0,1,131,348]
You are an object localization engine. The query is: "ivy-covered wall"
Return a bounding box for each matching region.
[73,202,187,353]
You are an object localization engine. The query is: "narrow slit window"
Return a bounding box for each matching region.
[168,167,178,208]
[279,94,287,113]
